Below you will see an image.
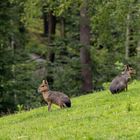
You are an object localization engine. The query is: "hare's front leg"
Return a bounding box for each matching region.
[48,102,52,111]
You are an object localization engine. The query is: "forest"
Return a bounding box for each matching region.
[0,0,140,115]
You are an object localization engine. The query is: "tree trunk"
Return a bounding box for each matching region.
[43,11,48,36]
[48,11,56,63]
[137,39,140,56]
[125,14,130,60]
[125,11,137,59]
[42,6,48,36]
[48,11,56,44]
[80,0,93,92]
[60,17,65,37]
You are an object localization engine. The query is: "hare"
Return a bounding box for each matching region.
[110,65,135,94]
[38,80,71,111]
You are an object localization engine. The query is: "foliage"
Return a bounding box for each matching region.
[0,81,140,139]
[46,38,81,96]
[0,0,140,113]
[0,0,20,113]
[89,0,140,86]
[0,0,42,114]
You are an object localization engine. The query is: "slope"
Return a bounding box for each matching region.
[0,81,140,140]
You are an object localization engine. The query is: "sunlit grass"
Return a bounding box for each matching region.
[0,81,140,140]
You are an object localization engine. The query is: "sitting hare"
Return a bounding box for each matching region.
[110,65,135,94]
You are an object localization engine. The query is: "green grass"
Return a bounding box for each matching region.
[0,81,140,140]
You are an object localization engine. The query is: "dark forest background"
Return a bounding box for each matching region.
[0,0,140,115]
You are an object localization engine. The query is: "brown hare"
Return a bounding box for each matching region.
[110,65,135,94]
[38,80,71,111]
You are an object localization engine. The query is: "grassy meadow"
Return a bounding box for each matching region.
[0,81,140,140]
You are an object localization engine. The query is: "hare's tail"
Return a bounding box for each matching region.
[63,100,71,108]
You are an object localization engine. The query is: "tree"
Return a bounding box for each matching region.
[42,6,48,36]
[48,10,56,63]
[80,0,93,92]
[0,0,42,114]
[125,0,139,59]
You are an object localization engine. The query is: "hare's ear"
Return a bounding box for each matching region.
[42,80,47,84]
[42,80,49,85]
[126,64,130,70]
[45,80,48,85]
[44,80,49,89]
[124,65,129,71]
